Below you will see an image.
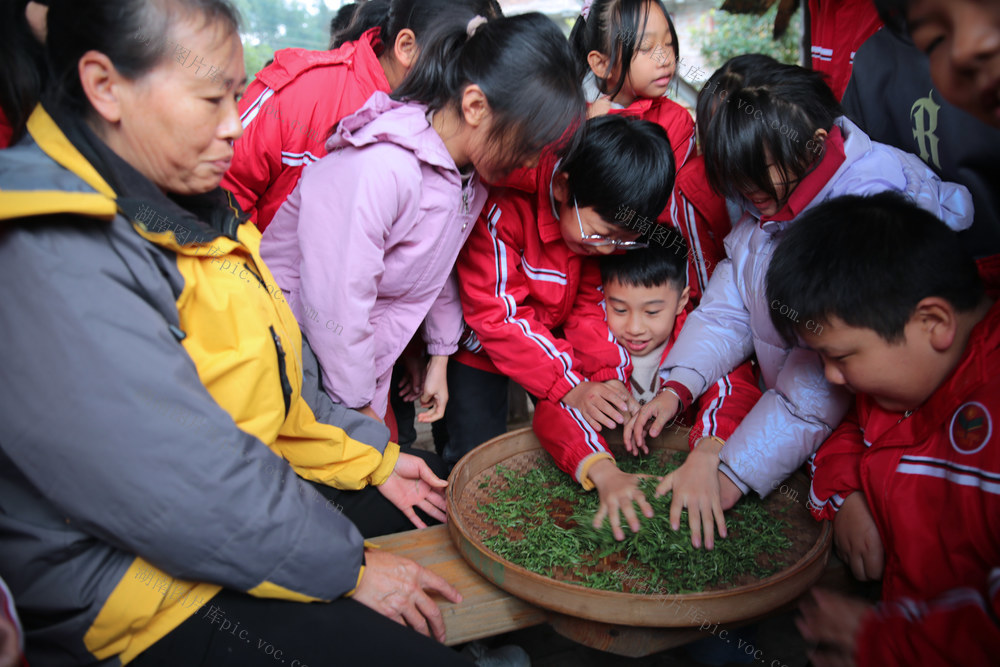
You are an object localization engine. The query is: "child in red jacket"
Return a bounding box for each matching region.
[533,242,760,543]
[766,192,1000,666]
[451,116,673,472]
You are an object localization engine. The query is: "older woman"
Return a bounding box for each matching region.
[0,0,473,664]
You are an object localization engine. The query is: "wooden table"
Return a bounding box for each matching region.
[370,524,856,658]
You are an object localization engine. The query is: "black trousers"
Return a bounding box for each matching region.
[437,361,510,467]
[131,450,468,666]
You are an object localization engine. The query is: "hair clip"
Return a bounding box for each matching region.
[581,0,594,20]
[467,15,488,37]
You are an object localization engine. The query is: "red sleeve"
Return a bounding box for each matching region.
[562,259,631,384]
[0,106,13,149]
[687,361,761,446]
[661,108,695,172]
[456,199,585,402]
[533,398,612,489]
[809,402,866,521]
[221,77,286,225]
[856,567,1000,666]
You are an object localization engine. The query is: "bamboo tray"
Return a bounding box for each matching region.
[447,426,832,628]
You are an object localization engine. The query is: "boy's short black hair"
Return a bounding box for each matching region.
[600,232,688,291]
[562,115,675,227]
[766,192,985,343]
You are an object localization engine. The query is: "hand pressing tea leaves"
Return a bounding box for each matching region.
[476,454,793,594]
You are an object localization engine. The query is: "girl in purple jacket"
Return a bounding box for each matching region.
[260,12,585,427]
[626,55,972,551]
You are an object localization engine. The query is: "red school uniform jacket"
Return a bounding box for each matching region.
[667,154,732,306]
[610,95,695,177]
[534,308,762,488]
[222,29,391,230]
[809,302,1000,665]
[455,152,630,402]
[808,0,883,100]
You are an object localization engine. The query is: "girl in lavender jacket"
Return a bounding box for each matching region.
[626,55,973,549]
[261,13,585,424]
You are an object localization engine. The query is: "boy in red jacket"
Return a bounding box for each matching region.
[766,192,1000,666]
[533,242,759,544]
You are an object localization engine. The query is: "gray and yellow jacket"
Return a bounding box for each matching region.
[0,105,400,665]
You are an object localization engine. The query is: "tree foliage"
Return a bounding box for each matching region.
[231,0,334,79]
[693,1,803,74]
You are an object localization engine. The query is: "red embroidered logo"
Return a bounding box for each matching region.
[949,401,992,455]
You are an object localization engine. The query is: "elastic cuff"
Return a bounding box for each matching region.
[590,367,623,383]
[344,564,365,598]
[662,381,694,412]
[425,342,458,356]
[549,375,582,403]
[718,462,751,495]
[577,452,615,491]
[370,442,401,486]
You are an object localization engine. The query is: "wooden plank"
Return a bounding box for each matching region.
[370,525,548,646]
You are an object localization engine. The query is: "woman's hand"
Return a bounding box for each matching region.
[655,437,726,549]
[562,380,633,432]
[352,549,462,643]
[416,355,448,423]
[624,390,681,455]
[378,452,448,529]
[589,459,654,541]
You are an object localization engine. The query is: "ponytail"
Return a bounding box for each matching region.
[332,0,501,51]
[393,12,585,176]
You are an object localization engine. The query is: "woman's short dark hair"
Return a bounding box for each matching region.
[332,0,502,51]
[766,192,985,343]
[393,12,586,179]
[569,0,679,99]
[45,0,241,115]
[0,0,48,144]
[562,114,675,225]
[699,54,842,205]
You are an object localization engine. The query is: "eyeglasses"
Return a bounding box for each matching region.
[575,199,648,249]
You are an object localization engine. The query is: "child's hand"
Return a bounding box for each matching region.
[602,379,640,418]
[796,588,873,667]
[588,95,613,118]
[655,437,726,549]
[417,355,448,423]
[397,352,427,402]
[359,405,383,423]
[588,458,654,541]
[561,381,632,431]
[624,390,681,455]
[833,492,885,582]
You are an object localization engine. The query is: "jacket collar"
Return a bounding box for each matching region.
[759,125,846,224]
[257,28,388,93]
[7,104,243,247]
[327,92,467,179]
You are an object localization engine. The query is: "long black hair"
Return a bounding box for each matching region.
[699,55,842,205]
[562,114,675,225]
[332,0,502,50]
[568,0,679,100]
[0,0,48,144]
[44,0,241,115]
[393,12,586,178]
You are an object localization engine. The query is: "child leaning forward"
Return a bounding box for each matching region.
[767,193,1000,666]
